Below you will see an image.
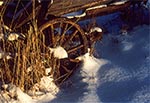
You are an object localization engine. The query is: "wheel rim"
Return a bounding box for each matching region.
[39,18,88,83]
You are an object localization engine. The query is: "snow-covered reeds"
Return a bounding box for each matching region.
[0,0,59,93]
[0,22,50,91]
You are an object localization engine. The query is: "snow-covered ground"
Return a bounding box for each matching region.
[1,19,149,103]
[51,5,150,102]
[0,1,150,103]
[49,25,150,103]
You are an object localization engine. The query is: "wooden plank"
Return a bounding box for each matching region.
[85,2,131,19]
[47,0,113,16]
[67,1,132,22]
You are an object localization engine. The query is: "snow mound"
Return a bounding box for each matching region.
[0,1,3,6]
[76,49,108,83]
[0,76,59,103]
[75,49,108,103]
[49,46,68,59]
[8,33,19,41]
[28,76,59,97]
[89,27,103,33]
[0,84,33,103]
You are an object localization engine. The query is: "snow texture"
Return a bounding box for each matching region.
[0,49,12,60]
[8,33,19,41]
[0,76,59,103]
[76,49,107,84]
[0,1,3,6]
[0,22,149,103]
[110,0,129,6]
[86,5,107,11]
[49,46,68,59]
[90,27,103,33]
[75,50,107,103]
[65,12,86,19]
[53,18,149,103]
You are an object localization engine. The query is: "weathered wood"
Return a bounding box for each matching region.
[46,0,147,16]
[84,2,131,20]
[47,0,113,16]
[2,0,146,29]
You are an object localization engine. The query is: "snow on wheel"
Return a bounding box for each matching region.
[39,18,88,83]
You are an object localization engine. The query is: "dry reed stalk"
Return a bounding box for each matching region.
[0,0,77,92]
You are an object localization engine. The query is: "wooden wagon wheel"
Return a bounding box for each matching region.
[39,18,88,84]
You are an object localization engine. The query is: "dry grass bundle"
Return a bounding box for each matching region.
[0,0,52,92]
[0,0,88,92]
[0,21,55,91]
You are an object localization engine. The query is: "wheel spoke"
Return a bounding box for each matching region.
[50,25,55,47]
[60,23,68,45]
[39,18,88,84]
[63,30,78,47]
[61,65,71,73]
[68,44,84,53]
[69,58,80,63]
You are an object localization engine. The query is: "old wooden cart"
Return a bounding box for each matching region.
[0,0,146,85]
